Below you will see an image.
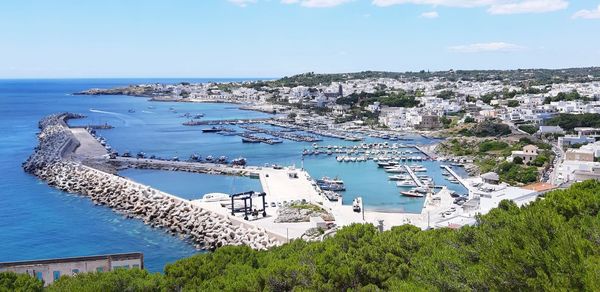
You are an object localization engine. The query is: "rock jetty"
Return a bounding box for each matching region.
[23,113,279,250]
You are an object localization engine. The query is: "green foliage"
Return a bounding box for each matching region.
[513,156,524,164]
[519,124,539,134]
[495,161,539,184]
[478,140,509,153]
[461,120,511,137]
[506,99,520,107]
[437,90,455,100]
[440,116,452,128]
[480,92,497,105]
[290,203,324,212]
[464,116,476,123]
[546,113,600,131]
[46,269,163,292]
[544,90,588,104]
[336,90,420,108]
[531,150,553,167]
[376,93,420,107]
[0,272,43,292]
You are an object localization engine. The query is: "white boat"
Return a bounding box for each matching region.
[411,166,427,172]
[202,192,230,202]
[384,166,406,173]
[396,180,417,187]
[317,176,344,185]
[389,174,411,181]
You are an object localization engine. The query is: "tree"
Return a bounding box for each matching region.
[464,116,476,123]
[13,181,600,291]
[513,156,523,164]
[507,100,520,107]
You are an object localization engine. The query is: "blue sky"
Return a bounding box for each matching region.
[1,0,599,78]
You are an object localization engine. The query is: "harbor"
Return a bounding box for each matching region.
[52,111,474,238]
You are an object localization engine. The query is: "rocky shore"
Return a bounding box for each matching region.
[23,113,279,250]
[74,86,157,97]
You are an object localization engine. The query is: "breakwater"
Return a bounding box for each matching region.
[23,113,279,250]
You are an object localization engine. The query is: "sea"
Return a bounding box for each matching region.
[0,79,467,272]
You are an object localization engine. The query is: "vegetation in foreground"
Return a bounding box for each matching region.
[3,180,600,291]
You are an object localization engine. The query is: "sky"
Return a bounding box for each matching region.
[1,0,600,78]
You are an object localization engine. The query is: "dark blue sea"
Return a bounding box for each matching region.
[0,79,467,272]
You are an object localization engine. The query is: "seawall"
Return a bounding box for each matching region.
[23,113,280,250]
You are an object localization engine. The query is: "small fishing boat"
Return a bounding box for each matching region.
[231,157,247,166]
[202,127,223,133]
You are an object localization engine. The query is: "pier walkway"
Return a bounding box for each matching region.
[414,145,436,160]
[404,165,424,187]
[442,165,471,191]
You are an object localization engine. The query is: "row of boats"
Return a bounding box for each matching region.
[239,125,322,142]
[312,142,412,150]
[117,151,247,166]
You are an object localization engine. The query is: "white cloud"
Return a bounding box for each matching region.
[281,0,353,7]
[572,5,600,19]
[228,0,257,7]
[372,0,569,14]
[448,42,525,53]
[420,10,439,18]
[487,0,568,14]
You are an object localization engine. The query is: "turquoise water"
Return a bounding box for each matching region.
[0,79,467,272]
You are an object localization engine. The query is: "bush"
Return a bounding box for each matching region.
[0,272,43,292]
[545,113,600,131]
[518,124,539,135]
[47,268,163,292]
[513,156,523,164]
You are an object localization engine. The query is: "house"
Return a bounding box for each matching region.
[558,135,595,148]
[565,149,595,162]
[481,172,500,184]
[579,141,600,157]
[417,114,441,130]
[537,126,564,135]
[0,253,143,286]
[511,145,539,164]
[367,102,381,113]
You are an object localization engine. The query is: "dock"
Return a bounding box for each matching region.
[181,118,272,126]
[442,165,469,189]
[414,145,436,159]
[404,165,424,187]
